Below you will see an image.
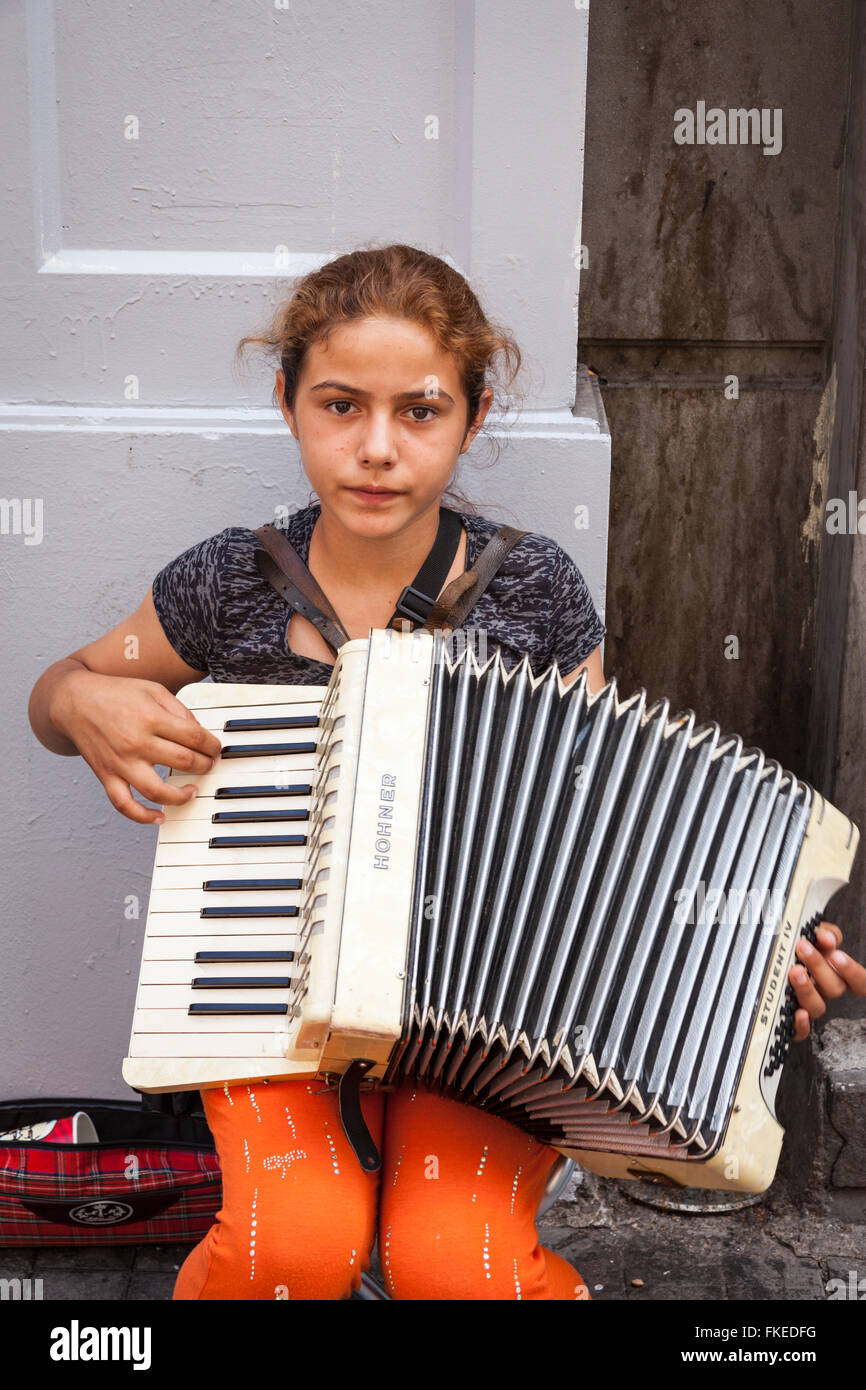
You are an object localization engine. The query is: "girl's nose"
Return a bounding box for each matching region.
[358,411,398,464]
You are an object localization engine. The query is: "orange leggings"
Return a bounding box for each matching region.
[173,1077,589,1301]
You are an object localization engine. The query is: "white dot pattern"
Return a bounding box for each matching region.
[262,1148,307,1177]
[471,1142,490,1204]
[382,1222,393,1294]
[243,1136,250,1175]
[483,1221,491,1279]
[246,1087,262,1122]
[392,1148,404,1187]
[510,1166,523,1216]
[222,1083,234,1106]
[324,1128,341,1176]
[514,1257,522,1300]
[249,1187,258,1281]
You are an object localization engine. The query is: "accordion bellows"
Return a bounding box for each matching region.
[124,630,858,1192]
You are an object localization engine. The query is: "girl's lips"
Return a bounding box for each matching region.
[348,487,402,499]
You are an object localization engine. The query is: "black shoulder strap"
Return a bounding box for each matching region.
[387,508,463,627]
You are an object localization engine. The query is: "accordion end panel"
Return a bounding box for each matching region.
[318,630,433,1077]
[563,792,859,1192]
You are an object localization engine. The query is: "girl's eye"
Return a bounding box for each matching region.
[324,400,438,421]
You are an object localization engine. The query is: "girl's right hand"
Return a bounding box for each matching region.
[49,669,223,825]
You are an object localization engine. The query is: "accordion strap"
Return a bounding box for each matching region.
[420,524,528,633]
[254,517,528,659]
[254,525,349,658]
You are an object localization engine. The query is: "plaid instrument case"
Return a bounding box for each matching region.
[0,1096,220,1246]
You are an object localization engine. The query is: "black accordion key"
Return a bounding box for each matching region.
[208,835,307,848]
[188,1002,289,1016]
[202,879,303,892]
[214,785,312,799]
[220,743,317,759]
[194,950,296,963]
[191,977,292,989]
[222,716,319,731]
[199,905,299,919]
[211,810,309,824]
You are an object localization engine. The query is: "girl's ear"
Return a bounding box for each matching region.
[461,386,494,451]
[276,369,299,439]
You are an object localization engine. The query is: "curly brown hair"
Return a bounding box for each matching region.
[235,242,524,513]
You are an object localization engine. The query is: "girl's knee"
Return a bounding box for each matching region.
[190,1077,384,1299]
[380,1208,589,1301]
[178,1209,373,1300]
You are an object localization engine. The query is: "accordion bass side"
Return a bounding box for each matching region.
[123,629,859,1192]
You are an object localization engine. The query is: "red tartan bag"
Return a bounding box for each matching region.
[0,1096,221,1246]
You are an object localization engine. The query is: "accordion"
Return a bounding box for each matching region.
[123,629,858,1192]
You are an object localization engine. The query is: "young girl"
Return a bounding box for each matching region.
[29,244,864,1300]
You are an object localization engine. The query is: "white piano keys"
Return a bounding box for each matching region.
[138,985,294,1009]
[137,959,301,986]
[155,843,307,866]
[189,700,322,732]
[148,889,301,912]
[150,863,301,890]
[162,768,318,802]
[172,800,311,816]
[140,934,302,959]
[139,913,303,938]
[124,682,330,1087]
[156,820,308,844]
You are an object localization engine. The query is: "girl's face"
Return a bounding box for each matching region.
[277,315,492,533]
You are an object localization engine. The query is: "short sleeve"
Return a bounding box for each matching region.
[151,529,231,672]
[549,545,606,674]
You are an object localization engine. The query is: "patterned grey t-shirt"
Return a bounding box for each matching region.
[151,503,606,686]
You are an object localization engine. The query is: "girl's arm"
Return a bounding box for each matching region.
[29,589,223,825]
[560,642,605,695]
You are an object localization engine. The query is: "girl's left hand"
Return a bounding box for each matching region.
[789,922,866,1041]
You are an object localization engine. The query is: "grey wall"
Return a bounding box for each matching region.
[579,0,864,977]
[818,3,866,1021]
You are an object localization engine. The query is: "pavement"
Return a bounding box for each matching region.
[538,1169,866,1301]
[1,1168,863,1300]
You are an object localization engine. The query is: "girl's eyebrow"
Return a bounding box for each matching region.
[309,379,455,406]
